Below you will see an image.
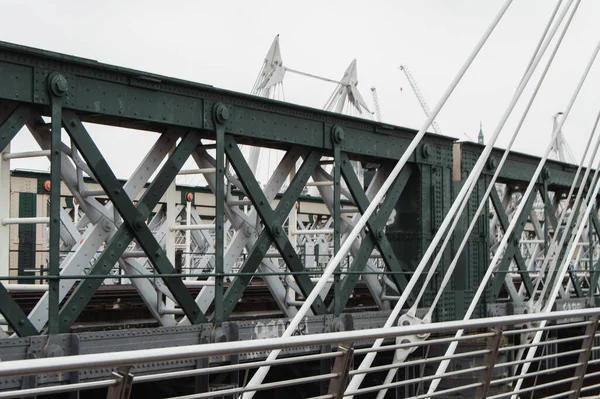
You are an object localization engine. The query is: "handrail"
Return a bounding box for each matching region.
[0,308,598,378]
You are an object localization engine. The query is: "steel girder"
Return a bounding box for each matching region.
[58,112,207,330]
[23,120,182,332]
[223,136,327,318]
[0,43,599,337]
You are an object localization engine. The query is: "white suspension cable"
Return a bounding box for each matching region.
[238,2,514,397]
[510,144,600,398]
[510,107,600,398]
[373,1,570,395]
[428,26,600,399]
[535,108,600,304]
[425,0,576,318]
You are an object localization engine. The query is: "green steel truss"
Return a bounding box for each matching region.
[0,41,598,336]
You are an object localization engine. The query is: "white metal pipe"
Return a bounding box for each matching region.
[169,224,216,231]
[305,181,333,187]
[182,280,215,287]
[349,349,489,376]
[0,379,116,399]
[348,367,486,397]
[171,373,338,399]
[3,284,48,292]
[285,67,342,85]
[1,217,49,226]
[0,308,594,378]
[160,307,184,315]
[185,200,192,278]
[519,239,545,244]
[241,3,513,396]
[81,188,105,197]
[134,351,342,384]
[290,228,334,235]
[353,332,496,355]
[177,168,216,175]
[1,150,51,160]
[433,15,598,397]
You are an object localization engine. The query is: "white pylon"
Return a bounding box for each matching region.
[324,59,372,116]
[252,35,286,99]
[550,112,576,163]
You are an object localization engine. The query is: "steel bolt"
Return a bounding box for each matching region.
[543,167,551,180]
[213,103,230,124]
[421,143,431,158]
[134,219,145,231]
[48,73,68,97]
[272,225,283,237]
[331,125,345,144]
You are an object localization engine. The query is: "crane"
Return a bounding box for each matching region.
[399,65,443,135]
[371,87,382,122]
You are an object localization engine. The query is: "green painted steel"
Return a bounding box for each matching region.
[223,136,327,317]
[0,41,598,335]
[0,282,38,336]
[489,189,535,300]
[334,157,414,314]
[59,112,206,330]
[17,192,36,283]
[213,104,226,323]
[332,130,342,316]
[48,76,64,334]
[0,105,33,153]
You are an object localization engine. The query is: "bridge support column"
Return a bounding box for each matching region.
[568,315,599,399]
[474,325,503,399]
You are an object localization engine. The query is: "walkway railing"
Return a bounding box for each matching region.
[0,308,598,398]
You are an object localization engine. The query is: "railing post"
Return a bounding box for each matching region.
[328,342,354,399]
[106,367,134,399]
[332,127,342,316]
[474,325,503,399]
[213,103,228,323]
[48,73,66,335]
[568,315,599,399]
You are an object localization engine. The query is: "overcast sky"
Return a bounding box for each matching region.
[3,0,600,179]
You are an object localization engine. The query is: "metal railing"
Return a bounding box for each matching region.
[0,308,598,398]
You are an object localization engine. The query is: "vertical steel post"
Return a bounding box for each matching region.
[328,342,354,399]
[213,103,229,323]
[165,152,177,312]
[568,315,599,398]
[474,326,503,399]
[0,143,9,281]
[48,73,67,334]
[332,127,343,316]
[543,182,549,258]
[589,212,594,285]
[106,367,134,399]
